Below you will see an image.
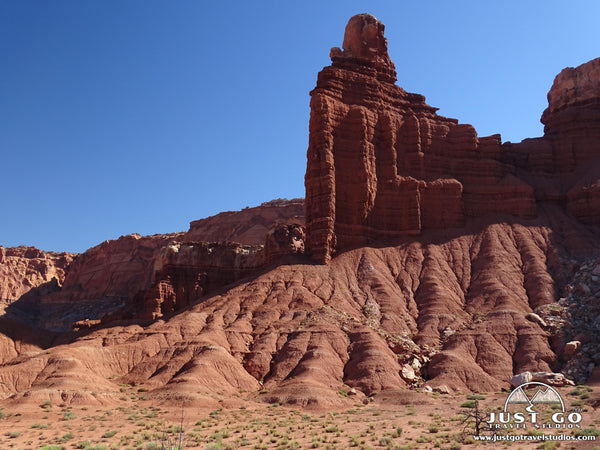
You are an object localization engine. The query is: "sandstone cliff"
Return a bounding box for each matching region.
[0,14,599,407]
[2,201,306,331]
[0,246,74,302]
[305,13,599,264]
[186,199,304,244]
[0,211,597,405]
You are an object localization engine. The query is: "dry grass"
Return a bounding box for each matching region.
[0,386,598,449]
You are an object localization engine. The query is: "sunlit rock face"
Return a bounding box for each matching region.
[305,14,600,264]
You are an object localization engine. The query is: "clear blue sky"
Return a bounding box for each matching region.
[1,1,598,253]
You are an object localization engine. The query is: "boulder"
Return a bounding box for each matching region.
[531,372,575,387]
[401,364,416,382]
[564,341,582,357]
[525,313,547,328]
[432,385,452,395]
[510,372,533,387]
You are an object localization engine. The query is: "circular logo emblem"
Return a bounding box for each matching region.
[505,382,564,413]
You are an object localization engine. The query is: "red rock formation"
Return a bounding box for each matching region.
[0,14,599,408]
[185,198,304,245]
[120,241,266,321]
[264,224,305,262]
[7,206,307,331]
[58,234,180,303]
[505,57,600,225]
[0,246,74,301]
[7,234,180,331]
[305,15,600,264]
[568,179,600,224]
[1,210,597,403]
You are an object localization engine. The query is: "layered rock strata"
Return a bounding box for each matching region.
[305,14,600,263]
[4,204,306,331]
[1,211,598,403]
[105,241,266,323]
[0,15,599,405]
[186,198,304,245]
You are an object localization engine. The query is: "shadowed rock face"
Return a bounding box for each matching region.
[305,14,600,264]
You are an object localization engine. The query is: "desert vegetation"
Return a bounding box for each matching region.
[0,384,598,449]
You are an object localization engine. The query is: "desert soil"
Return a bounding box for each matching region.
[0,383,598,450]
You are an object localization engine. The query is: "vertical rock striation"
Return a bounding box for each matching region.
[305,14,600,263]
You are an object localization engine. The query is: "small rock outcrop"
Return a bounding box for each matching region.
[305,14,600,263]
[186,199,304,245]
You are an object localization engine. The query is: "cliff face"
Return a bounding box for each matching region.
[0,14,599,406]
[0,246,75,302]
[186,199,304,245]
[1,215,598,403]
[542,58,600,224]
[3,202,306,331]
[305,14,599,264]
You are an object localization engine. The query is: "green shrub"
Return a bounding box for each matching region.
[60,432,74,441]
[574,428,600,437]
[41,400,52,410]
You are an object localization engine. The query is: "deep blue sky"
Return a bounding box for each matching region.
[2,1,599,253]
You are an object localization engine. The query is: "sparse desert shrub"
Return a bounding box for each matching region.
[206,443,225,450]
[379,436,394,447]
[538,441,559,450]
[59,432,74,441]
[460,400,477,408]
[574,427,600,437]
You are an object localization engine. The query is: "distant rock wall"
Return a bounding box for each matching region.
[186,199,304,245]
[0,246,74,301]
[4,204,306,331]
[305,14,600,263]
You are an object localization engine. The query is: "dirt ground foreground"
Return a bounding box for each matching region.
[0,384,599,450]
